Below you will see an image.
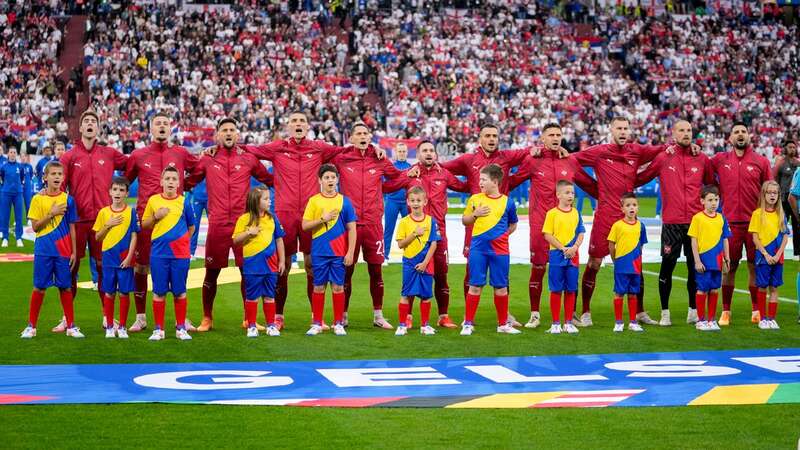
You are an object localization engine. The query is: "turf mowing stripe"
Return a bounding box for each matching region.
[688,384,779,405]
[642,270,797,304]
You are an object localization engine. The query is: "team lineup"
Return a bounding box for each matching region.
[13,109,795,340]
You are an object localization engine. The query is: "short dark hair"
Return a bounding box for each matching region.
[620,192,637,204]
[44,160,63,175]
[407,185,426,198]
[151,111,172,123]
[216,117,238,130]
[417,139,435,149]
[556,179,573,189]
[479,123,499,133]
[287,111,308,120]
[783,139,797,148]
[351,122,371,133]
[542,123,562,134]
[111,176,130,190]
[701,185,720,198]
[80,110,99,124]
[480,164,503,184]
[318,163,338,178]
[610,116,629,125]
[730,121,748,133]
[161,166,179,177]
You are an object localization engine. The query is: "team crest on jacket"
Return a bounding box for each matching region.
[234,165,241,171]
[98,159,105,165]
[627,160,635,166]
[369,169,376,175]
[236,148,244,155]
[306,153,313,159]
[664,245,671,255]
[561,170,568,176]
[691,167,698,173]
[746,165,755,172]
[168,162,176,167]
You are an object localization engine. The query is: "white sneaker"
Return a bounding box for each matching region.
[101,317,119,330]
[707,321,721,331]
[51,317,67,333]
[373,317,393,329]
[16,239,23,248]
[129,315,147,332]
[525,311,541,328]
[105,328,115,338]
[148,329,165,341]
[546,323,562,334]
[184,318,197,332]
[563,323,579,334]
[306,324,323,336]
[420,325,436,335]
[659,310,671,326]
[460,324,474,336]
[769,319,780,330]
[66,327,85,338]
[333,324,347,336]
[497,323,521,334]
[686,308,699,324]
[696,321,709,331]
[175,328,192,340]
[266,325,281,336]
[116,327,129,339]
[394,326,407,336]
[507,314,522,327]
[246,326,259,338]
[20,326,36,338]
[628,322,644,332]
[636,311,658,325]
[578,312,593,327]
[613,322,625,332]
[758,319,771,330]
[1,239,8,247]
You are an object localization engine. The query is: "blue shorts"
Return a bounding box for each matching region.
[468,252,509,288]
[243,273,278,300]
[150,257,190,297]
[401,263,433,299]
[755,264,784,288]
[548,263,579,293]
[695,269,722,292]
[33,255,71,290]
[312,255,345,286]
[614,272,641,295]
[101,266,135,294]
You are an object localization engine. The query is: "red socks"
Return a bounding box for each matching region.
[581,266,598,313]
[708,291,718,321]
[696,292,707,321]
[245,300,258,327]
[134,272,148,314]
[420,301,431,326]
[119,294,130,328]
[59,290,75,328]
[28,290,44,327]
[529,266,545,312]
[153,300,165,330]
[613,296,623,322]
[263,301,276,326]
[494,294,509,326]
[103,293,115,329]
[175,297,187,329]
[768,301,778,320]
[550,292,561,323]
[465,293,480,324]
[627,295,638,322]
[721,285,734,312]
[311,291,325,325]
[748,285,759,311]
[565,292,576,323]
[756,290,767,319]
[332,291,345,324]
[398,302,410,326]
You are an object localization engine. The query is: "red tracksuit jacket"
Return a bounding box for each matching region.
[246,138,344,214]
[710,147,772,223]
[573,143,665,225]
[636,145,714,224]
[185,145,273,227]
[440,146,530,194]
[382,162,469,240]
[509,150,598,227]
[125,142,200,217]
[330,145,405,226]
[61,141,128,222]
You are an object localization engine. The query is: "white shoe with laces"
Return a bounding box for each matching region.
[129,315,147,332]
[578,312,593,327]
[546,323,562,334]
[116,327,129,339]
[686,308,699,324]
[20,326,36,338]
[696,321,709,331]
[497,323,521,334]
[373,317,393,329]
[708,321,721,331]
[659,310,671,326]
[184,318,197,332]
[419,325,436,335]
[52,317,67,333]
[758,319,771,330]
[306,324,323,336]
[563,323,579,334]
[628,322,644,332]
[507,314,522,328]
[613,322,625,333]
[266,325,281,336]
[460,324,474,336]
[394,326,407,336]
[636,312,658,325]
[149,329,165,341]
[525,311,540,329]
[175,329,192,340]
[105,328,116,338]
[333,324,347,336]
[16,239,23,248]
[66,327,85,338]
[769,319,780,330]
[1,239,8,248]
[246,326,259,338]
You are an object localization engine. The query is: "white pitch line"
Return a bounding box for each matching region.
[641,270,797,304]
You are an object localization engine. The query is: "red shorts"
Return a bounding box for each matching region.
[74,221,102,261]
[728,222,756,265]
[588,220,613,259]
[205,223,243,269]
[433,236,449,275]
[277,210,311,256]
[134,227,152,266]
[530,221,548,265]
[353,223,385,265]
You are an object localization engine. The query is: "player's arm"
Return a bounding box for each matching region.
[635,153,663,187]
[141,200,164,229]
[113,148,129,170]
[416,241,437,272]
[344,221,356,266]
[508,159,531,190]
[276,237,286,276]
[572,143,605,167]
[232,225,257,246]
[608,240,617,260]
[775,231,789,262]
[508,222,517,235]
[31,198,67,232]
[245,140,284,161]
[317,141,348,162]
[543,233,564,251]
[302,208,337,232]
[440,154,468,175]
[722,238,730,273]
[690,236,704,273]
[382,175,410,194]
[636,143,668,164]
[251,159,274,186]
[445,169,470,192]
[184,160,207,190]
[396,226,420,249]
[505,148,531,167]
[69,223,77,270]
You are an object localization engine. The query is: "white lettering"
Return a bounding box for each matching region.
[133,370,293,390]
[466,365,607,382]
[318,367,459,387]
[733,355,800,374]
[605,360,740,378]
